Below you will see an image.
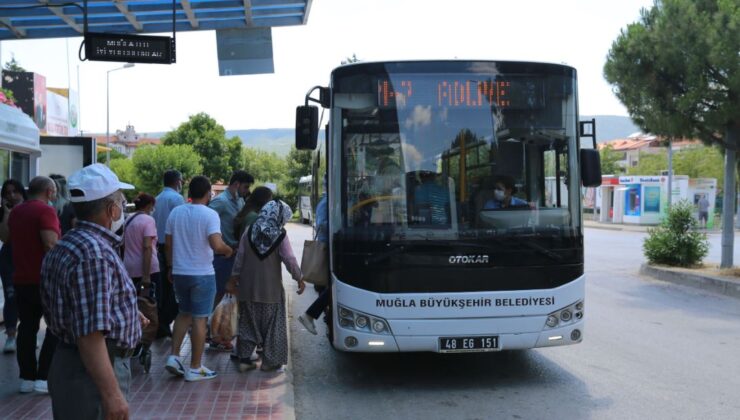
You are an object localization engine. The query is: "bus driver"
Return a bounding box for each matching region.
[483,176,529,210]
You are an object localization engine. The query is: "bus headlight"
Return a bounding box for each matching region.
[355,315,369,329]
[544,300,583,330]
[372,320,387,333]
[336,305,392,335]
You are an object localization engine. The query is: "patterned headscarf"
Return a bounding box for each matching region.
[248,199,293,260]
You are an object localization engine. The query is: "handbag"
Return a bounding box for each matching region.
[300,239,328,286]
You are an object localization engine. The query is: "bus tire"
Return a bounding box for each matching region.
[324,307,336,350]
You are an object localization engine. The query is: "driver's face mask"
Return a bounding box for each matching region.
[494,189,506,201]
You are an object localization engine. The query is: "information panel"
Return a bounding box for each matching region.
[85,32,175,64]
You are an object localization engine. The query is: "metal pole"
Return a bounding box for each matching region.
[106,69,110,166]
[721,125,738,268]
[667,138,673,210]
[105,64,134,166]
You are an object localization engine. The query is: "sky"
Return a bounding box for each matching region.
[0,0,654,134]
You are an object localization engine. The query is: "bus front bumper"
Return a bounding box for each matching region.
[333,319,584,353]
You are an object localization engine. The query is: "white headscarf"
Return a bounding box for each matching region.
[248,199,292,259]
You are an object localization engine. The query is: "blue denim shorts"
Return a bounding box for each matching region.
[172,275,216,318]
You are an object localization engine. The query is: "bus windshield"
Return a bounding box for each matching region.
[336,62,581,242]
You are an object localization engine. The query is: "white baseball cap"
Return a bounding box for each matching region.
[68,163,134,203]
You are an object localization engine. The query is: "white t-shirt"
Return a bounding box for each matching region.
[165,204,221,276]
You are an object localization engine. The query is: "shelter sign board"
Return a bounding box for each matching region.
[85,33,175,64]
[216,28,274,76]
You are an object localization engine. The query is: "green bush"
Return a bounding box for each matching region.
[643,200,709,267]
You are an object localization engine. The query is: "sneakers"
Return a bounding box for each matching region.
[185,366,217,382]
[298,314,317,335]
[165,355,185,377]
[19,380,34,393]
[238,359,257,373]
[33,380,48,393]
[3,336,16,353]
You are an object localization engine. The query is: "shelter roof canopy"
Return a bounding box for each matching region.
[0,0,310,40]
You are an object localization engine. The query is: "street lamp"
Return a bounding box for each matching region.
[106,63,135,166]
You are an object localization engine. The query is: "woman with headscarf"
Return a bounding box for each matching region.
[226,199,305,372]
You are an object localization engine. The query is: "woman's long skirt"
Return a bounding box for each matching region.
[236,295,288,367]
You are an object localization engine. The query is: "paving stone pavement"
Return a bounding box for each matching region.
[0,334,293,420]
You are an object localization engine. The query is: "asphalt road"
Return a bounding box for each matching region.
[286,224,740,420]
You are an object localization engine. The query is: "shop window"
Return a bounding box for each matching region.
[11,152,30,185]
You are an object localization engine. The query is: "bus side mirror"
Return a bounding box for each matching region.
[580,149,602,187]
[296,105,319,150]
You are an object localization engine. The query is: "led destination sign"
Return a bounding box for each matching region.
[377,75,545,110]
[85,33,175,64]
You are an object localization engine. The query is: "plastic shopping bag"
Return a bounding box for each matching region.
[210,294,238,342]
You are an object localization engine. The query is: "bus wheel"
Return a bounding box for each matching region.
[324,307,336,349]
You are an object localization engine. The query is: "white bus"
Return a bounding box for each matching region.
[296,60,601,352]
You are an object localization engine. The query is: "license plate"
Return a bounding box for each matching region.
[438,336,499,353]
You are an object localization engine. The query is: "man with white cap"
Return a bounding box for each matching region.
[41,163,148,419]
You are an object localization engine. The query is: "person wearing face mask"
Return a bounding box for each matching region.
[123,193,159,298]
[49,174,77,236]
[7,176,60,394]
[0,179,27,354]
[41,163,148,419]
[483,176,529,209]
[153,170,185,338]
[164,176,233,382]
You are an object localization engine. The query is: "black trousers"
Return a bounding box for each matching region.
[15,284,58,380]
[156,245,178,335]
[306,288,331,320]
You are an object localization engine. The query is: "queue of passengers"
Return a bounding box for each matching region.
[0,164,318,418]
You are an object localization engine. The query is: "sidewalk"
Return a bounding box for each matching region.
[0,331,295,420]
[640,263,740,300]
[583,219,726,234]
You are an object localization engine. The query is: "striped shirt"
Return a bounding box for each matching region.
[41,221,141,349]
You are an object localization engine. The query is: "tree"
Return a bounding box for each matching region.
[132,145,202,195]
[109,158,137,200]
[161,113,242,183]
[599,145,624,175]
[283,146,313,209]
[604,0,739,267]
[674,146,725,187]
[3,55,25,72]
[627,150,667,175]
[97,149,127,164]
[243,148,287,184]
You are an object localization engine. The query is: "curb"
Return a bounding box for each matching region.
[639,263,740,300]
[583,223,628,232]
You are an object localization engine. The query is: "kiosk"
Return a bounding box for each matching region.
[0,103,41,184]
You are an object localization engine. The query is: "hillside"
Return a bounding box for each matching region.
[227,129,296,156]
[141,115,639,157]
[582,115,641,142]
